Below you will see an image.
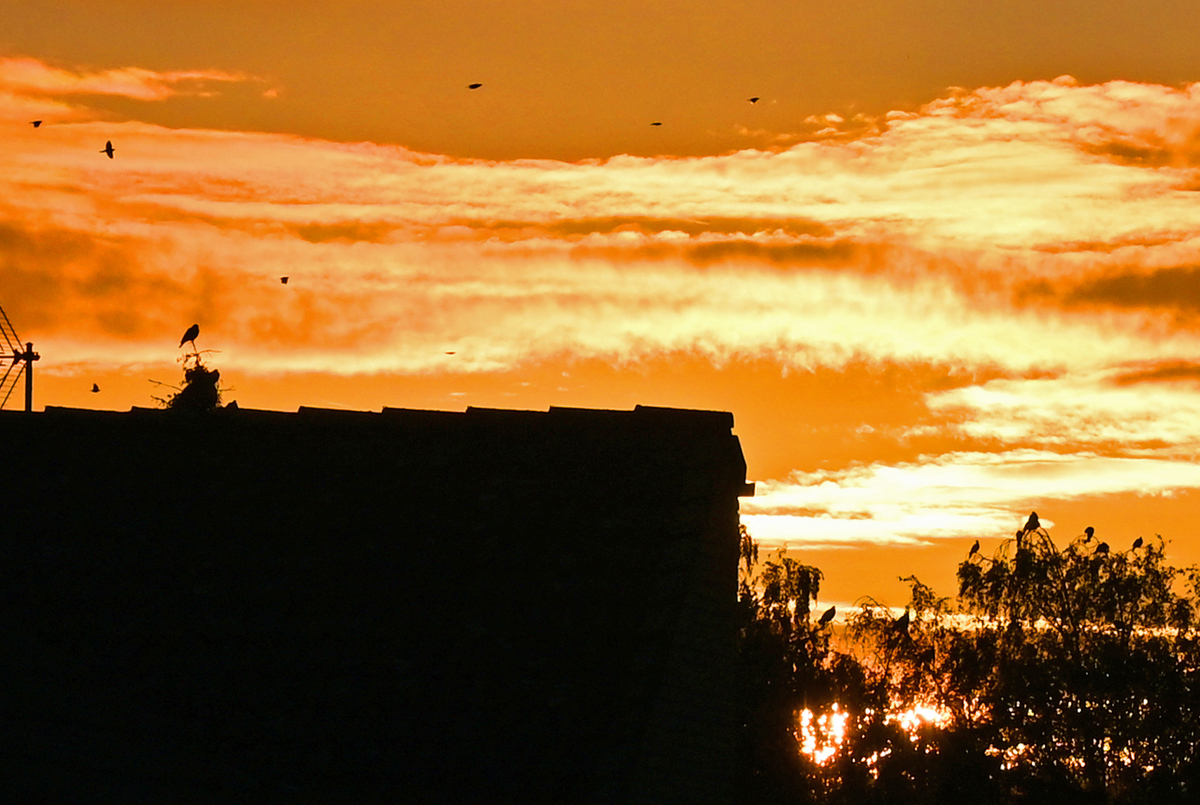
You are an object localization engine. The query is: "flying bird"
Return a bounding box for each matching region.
[818,605,836,627]
[280,276,289,284]
[445,351,456,355]
[650,121,662,126]
[179,323,199,349]
[1084,526,1095,542]
[1132,536,1144,550]
[1095,541,1110,555]
[748,97,760,104]
[91,383,99,393]
[100,140,114,158]
[31,120,42,128]
[467,83,482,89]
[968,539,980,558]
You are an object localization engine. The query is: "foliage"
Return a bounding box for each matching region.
[155,352,222,412]
[736,517,1200,805]
[951,526,1200,802]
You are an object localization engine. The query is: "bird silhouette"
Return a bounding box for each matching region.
[748,97,760,104]
[888,610,911,648]
[467,83,482,89]
[818,605,836,626]
[1132,536,1144,550]
[1023,511,1040,534]
[650,121,663,126]
[445,351,456,355]
[1095,541,1110,555]
[968,539,980,558]
[179,323,199,348]
[280,276,289,284]
[91,383,99,393]
[31,120,42,128]
[100,140,114,158]
[1084,526,1095,542]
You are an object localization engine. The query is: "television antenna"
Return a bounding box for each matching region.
[0,305,39,412]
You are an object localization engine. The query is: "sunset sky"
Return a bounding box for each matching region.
[5,1,1200,604]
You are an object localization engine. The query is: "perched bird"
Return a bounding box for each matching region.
[31,120,42,128]
[1084,526,1095,542]
[818,605,836,627]
[650,121,662,126]
[467,83,482,89]
[748,97,760,104]
[179,323,200,349]
[280,276,289,284]
[894,610,910,635]
[91,383,99,393]
[1023,511,1040,534]
[1095,541,1110,555]
[968,539,980,558]
[100,140,114,158]
[1132,536,1144,550]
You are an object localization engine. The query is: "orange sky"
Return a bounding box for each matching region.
[5,1,1200,604]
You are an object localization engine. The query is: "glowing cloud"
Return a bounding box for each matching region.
[0,57,252,102]
[743,450,1200,549]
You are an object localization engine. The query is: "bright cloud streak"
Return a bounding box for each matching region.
[0,56,251,101]
[928,370,1200,449]
[6,66,1200,379]
[743,450,1200,548]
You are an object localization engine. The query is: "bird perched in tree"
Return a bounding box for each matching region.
[31,120,41,128]
[818,605,836,626]
[1132,536,1144,550]
[1023,511,1040,534]
[100,140,114,158]
[1095,541,1110,555]
[91,383,99,393]
[888,610,911,649]
[179,323,199,349]
[467,83,482,89]
[1084,526,1095,542]
[968,539,980,558]
[748,97,760,104]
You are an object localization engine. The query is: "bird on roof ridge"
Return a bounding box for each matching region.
[179,323,199,349]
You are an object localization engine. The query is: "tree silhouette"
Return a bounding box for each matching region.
[735,517,1200,804]
[952,525,1200,801]
[158,352,222,411]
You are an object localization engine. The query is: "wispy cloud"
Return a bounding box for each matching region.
[0,57,253,102]
[743,450,1200,549]
[5,61,1200,396]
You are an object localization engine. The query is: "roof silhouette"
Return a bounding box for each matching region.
[1,403,751,803]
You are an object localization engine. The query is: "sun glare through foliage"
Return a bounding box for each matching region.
[797,702,951,766]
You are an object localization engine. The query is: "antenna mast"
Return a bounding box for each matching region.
[0,305,38,412]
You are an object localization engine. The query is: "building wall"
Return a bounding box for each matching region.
[0,404,751,803]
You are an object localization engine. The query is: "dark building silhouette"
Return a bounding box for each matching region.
[0,404,752,803]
